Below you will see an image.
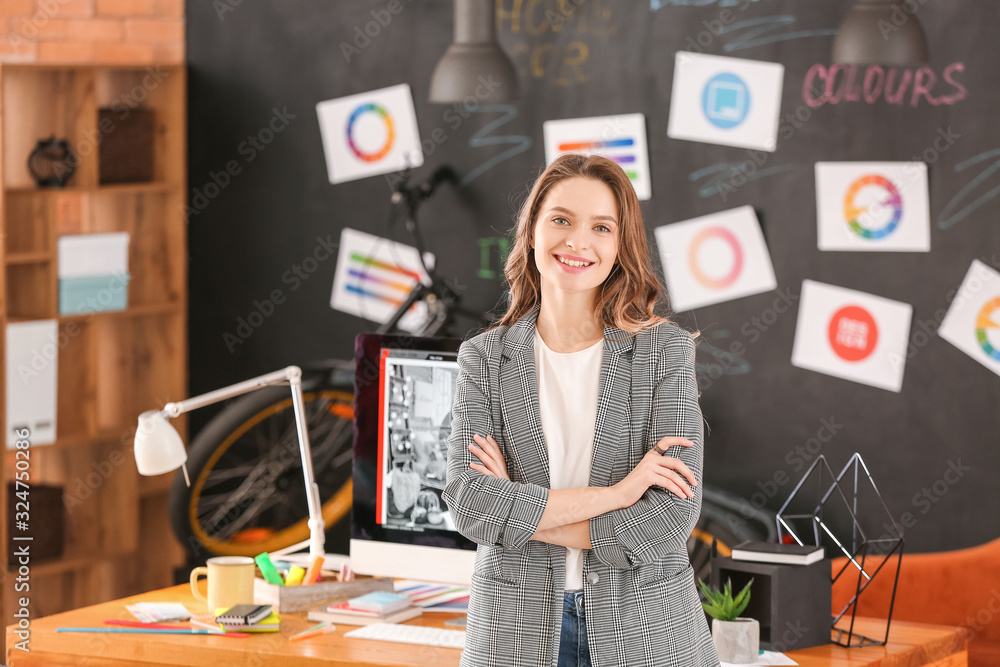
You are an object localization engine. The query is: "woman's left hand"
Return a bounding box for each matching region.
[468,434,510,481]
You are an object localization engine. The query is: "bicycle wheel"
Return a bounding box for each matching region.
[169,384,355,558]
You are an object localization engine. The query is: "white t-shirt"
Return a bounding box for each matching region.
[533,325,603,591]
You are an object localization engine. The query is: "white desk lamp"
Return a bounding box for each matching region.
[133,366,326,560]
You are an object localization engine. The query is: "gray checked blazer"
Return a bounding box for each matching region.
[444,303,720,667]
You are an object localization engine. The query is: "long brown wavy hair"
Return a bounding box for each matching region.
[489,153,676,336]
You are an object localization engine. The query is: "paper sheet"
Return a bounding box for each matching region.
[721,650,798,666]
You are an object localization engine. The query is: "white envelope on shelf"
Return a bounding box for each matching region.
[57,232,130,278]
[5,320,57,447]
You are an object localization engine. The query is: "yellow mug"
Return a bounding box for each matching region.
[189,556,255,611]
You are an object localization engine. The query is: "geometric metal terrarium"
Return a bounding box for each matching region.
[776,453,904,648]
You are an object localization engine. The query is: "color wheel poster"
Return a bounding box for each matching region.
[816,162,930,252]
[330,227,434,332]
[543,113,652,200]
[939,259,1000,378]
[791,280,913,392]
[316,83,423,184]
[654,206,777,312]
[667,52,784,152]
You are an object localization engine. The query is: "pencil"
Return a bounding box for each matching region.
[289,622,335,642]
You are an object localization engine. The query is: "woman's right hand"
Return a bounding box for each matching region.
[611,437,698,509]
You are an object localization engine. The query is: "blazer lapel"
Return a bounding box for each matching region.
[589,321,635,488]
[499,304,550,488]
[498,303,636,490]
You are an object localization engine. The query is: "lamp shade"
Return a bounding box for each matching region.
[429,0,519,103]
[134,410,187,476]
[832,0,929,65]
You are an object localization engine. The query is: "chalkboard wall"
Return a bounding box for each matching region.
[186,0,1000,553]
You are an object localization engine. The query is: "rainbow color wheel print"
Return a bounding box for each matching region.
[975,297,1000,362]
[347,103,395,163]
[557,138,639,180]
[688,226,744,289]
[843,174,902,240]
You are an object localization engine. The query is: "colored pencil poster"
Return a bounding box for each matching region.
[542,113,652,200]
[791,280,913,392]
[816,162,931,252]
[329,227,434,332]
[654,206,777,312]
[938,259,1000,378]
[316,83,423,184]
[667,52,784,152]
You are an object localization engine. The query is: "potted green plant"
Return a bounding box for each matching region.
[699,578,759,664]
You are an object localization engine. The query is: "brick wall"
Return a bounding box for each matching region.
[0,0,184,64]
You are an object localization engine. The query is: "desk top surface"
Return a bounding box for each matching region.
[6,584,968,667]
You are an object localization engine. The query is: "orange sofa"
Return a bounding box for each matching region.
[831,536,1000,666]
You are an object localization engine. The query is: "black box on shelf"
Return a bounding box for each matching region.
[98,107,155,184]
[711,555,832,651]
[8,482,65,566]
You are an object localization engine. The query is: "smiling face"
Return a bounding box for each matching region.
[530,176,620,295]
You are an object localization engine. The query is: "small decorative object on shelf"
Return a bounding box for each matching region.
[7,482,64,564]
[28,136,77,187]
[99,107,155,184]
[699,577,759,664]
[776,452,904,649]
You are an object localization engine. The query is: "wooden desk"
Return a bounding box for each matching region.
[6,585,968,666]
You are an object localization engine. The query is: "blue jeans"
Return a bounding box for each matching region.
[558,590,592,667]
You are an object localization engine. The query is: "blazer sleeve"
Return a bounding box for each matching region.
[443,338,550,551]
[589,327,704,569]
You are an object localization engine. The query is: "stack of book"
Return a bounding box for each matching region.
[730,541,825,565]
[308,591,422,626]
[205,604,280,633]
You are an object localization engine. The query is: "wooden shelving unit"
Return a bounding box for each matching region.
[0,63,188,628]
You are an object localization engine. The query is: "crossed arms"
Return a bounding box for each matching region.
[442,329,705,568]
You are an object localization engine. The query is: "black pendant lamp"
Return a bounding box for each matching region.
[429,0,519,103]
[832,0,929,65]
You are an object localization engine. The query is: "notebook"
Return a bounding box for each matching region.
[214,604,273,626]
[307,604,422,627]
[730,541,825,566]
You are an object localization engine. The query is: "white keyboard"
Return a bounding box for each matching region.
[344,622,466,649]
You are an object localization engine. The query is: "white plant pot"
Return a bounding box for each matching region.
[711,617,760,664]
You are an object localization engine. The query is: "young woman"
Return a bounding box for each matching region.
[443,154,720,667]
